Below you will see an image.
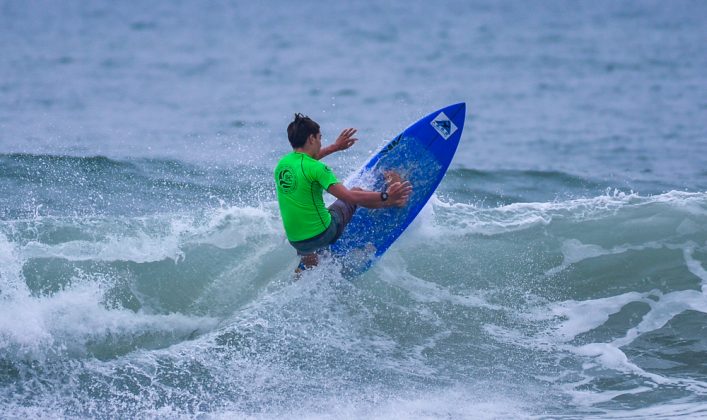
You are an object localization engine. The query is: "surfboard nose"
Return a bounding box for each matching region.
[434,102,466,128]
[445,102,466,117]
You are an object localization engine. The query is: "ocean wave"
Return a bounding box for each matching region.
[409,190,707,238]
[0,189,705,416]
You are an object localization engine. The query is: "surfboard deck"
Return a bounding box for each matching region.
[331,103,466,276]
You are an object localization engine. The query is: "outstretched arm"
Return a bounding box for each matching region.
[328,181,412,209]
[317,128,358,160]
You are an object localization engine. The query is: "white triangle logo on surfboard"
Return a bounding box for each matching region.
[430,112,457,140]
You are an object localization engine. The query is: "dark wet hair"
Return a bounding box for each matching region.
[287,113,320,148]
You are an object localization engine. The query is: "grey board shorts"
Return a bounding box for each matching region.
[289,199,357,256]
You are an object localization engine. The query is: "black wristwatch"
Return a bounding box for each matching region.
[380,191,389,202]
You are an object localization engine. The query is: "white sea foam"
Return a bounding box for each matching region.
[484,232,707,402]
[0,277,218,359]
[540,291,648,342]
[612,289,707,349]
[684,243,707,292]
[524,272,707,397]
[547,239,667,275]
[189,203,281,249]
[1,225,220,359]
[415,191,707,239]
[576,401,707,419]
[191,235,283,313]
[22,230,186,263]
[0,232,30,301]
[378,250,503,311]
[213,385,530,420]
[16,204,280,264]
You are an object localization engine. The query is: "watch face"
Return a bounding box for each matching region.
[381,192,389,201]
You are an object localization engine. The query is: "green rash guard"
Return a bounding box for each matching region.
[274,152,339,242]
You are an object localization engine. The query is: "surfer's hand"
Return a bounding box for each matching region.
[387,181,412,207]
[383,170,402,185]
[334,128,358,151]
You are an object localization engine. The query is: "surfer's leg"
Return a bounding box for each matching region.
[328,193,358,242]
[295,253,319,275]
[289,221,338,276]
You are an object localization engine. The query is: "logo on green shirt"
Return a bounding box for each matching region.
[277,167,297,193]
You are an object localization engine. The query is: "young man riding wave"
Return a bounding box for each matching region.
[274,113,412,272]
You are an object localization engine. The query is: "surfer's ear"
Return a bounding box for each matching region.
[307,132,320,144]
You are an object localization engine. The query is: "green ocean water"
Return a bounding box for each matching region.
[1,1,707,418]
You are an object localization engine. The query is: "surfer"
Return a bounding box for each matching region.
[274,113,412,273]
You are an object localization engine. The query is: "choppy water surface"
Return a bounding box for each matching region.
[1,1,706,418]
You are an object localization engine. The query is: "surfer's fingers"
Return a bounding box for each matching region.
[395,187,412,195]
[390,181,411,190]
[389,182,413,199]
[340,128,357,138]
[390,182,411,204]
[338,137,357,150]
[394,194,411,206]
[336,129,358,149]
[394,181,413,193]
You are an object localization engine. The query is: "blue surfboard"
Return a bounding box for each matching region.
[331,103,466,275]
